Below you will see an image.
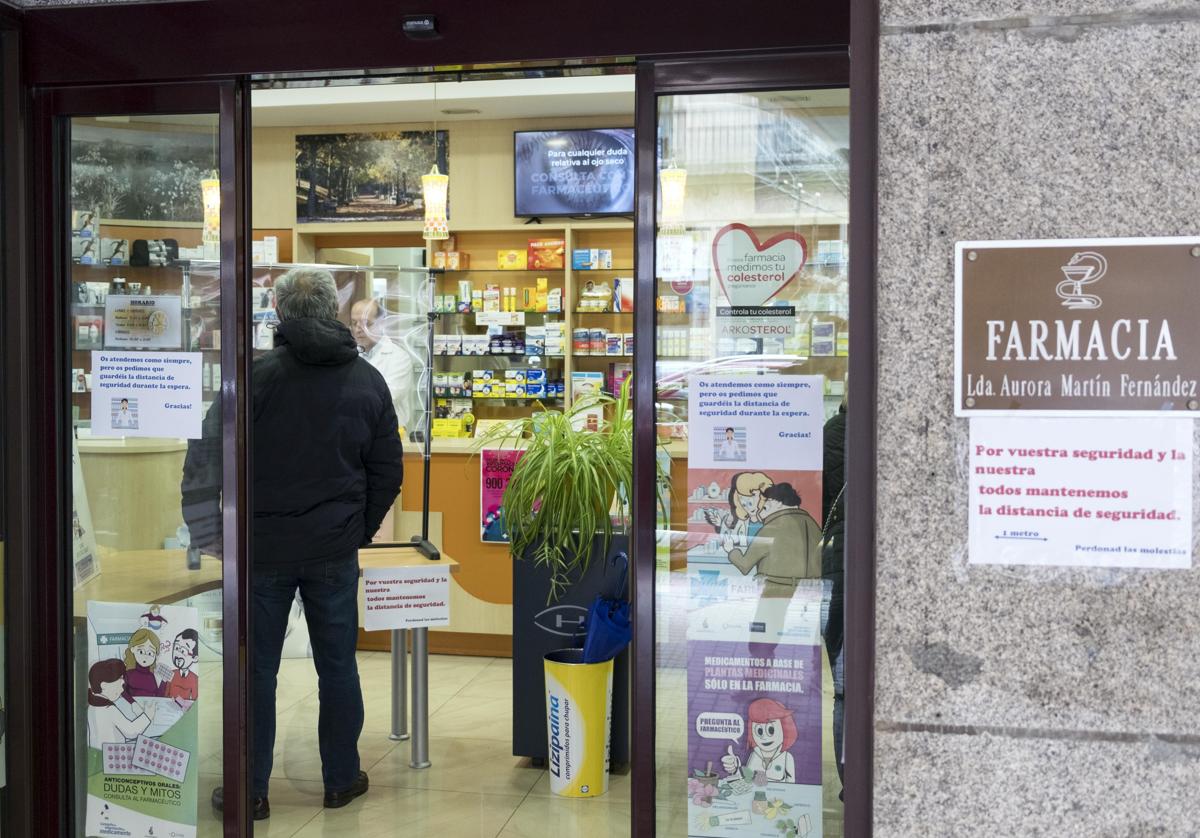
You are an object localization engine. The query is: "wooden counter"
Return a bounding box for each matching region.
[359,545,459,574]
[72,547,223,616]
[395,436,686,656]
[77,436,189,552]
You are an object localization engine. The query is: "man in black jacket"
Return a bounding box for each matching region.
[182,268,403,820]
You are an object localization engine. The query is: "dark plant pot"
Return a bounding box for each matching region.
[512,533,630,768]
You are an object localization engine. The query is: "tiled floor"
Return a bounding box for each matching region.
[196,654,630,838]
[197,651,844,837]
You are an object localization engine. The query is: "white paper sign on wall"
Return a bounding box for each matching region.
[968,415,1193,568]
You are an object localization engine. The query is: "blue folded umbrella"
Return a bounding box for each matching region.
[581,552,631,663]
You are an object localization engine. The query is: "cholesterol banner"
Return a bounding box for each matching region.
[86,601,201,838]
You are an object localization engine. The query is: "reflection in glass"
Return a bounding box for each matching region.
[653,90,850,838]
[67,115,225,838]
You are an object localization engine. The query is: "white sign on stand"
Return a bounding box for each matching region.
[363,565,451,631]
[969,416,1193,568]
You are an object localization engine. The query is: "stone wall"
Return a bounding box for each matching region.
[875,4,1200,836]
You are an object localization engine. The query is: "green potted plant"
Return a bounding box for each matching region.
[475,377,634,601]
[474,377,644,769]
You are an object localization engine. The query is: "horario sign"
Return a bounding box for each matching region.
[955,237,1200,414]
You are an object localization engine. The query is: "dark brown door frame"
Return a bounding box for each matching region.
[27,79,253,837]
[631,48,877,838]
[20,0,848,87]
[845,2,880,837]
[0,8,38,838]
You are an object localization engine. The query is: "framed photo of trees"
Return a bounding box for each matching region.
[71,121,217,222]
[295,130,449,223]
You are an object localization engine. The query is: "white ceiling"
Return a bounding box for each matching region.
[251,74,636,127]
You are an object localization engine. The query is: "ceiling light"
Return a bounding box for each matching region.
[422,164,449,240]
[423,81,450,241]
[658,164,687,235]
[440,108,481,115]
[201,174,221,258]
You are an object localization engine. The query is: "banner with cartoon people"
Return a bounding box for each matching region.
[86,601,201,838]
[686,583,825,837]
[686,375,827,836]
[686,375,825,577]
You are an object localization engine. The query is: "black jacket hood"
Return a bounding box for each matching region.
[274,318,360,366]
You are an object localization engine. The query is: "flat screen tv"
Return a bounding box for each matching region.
[514,128,635,218]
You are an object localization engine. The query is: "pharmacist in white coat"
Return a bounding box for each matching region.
[350,298,415,435]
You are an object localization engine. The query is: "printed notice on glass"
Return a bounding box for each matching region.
[90,351,203,439]
[363,565,451,631]
[686,374,825,571]
[104,294,183,349]
[969,416,1193,568]
[86,600,202,838]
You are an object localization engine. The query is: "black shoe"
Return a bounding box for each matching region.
[324,771,369,809]
[211,786,271,820]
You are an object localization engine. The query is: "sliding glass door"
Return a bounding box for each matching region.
[632,55,855,838]
[32,80,253,836]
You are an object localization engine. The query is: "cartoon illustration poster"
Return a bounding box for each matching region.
[686,375,825,577]
[686,581,825,837]
[86,601,201,838]
[481,448,525,543]
[685,374,827,836]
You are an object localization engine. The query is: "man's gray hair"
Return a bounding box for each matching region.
[274,269,339,321]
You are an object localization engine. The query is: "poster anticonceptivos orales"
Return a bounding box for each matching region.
[86,601,201,838]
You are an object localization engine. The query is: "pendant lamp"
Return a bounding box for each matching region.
[423,80,450,241]
[200,174,221,258]
[422,163,449,240]
[658,164,687,235]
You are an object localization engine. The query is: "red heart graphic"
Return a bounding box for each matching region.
[711,223,808,307]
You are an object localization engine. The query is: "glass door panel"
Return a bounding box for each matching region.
[652,88,850,837]
[66,113,229,837]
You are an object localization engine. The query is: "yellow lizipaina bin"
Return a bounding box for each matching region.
[544,649,613,798]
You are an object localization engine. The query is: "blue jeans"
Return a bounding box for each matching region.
[252,554,364,797]
[820,576,846,785]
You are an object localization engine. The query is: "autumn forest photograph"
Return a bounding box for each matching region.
[295,129,448,223]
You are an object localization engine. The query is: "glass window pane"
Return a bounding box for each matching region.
[653,89,850,838]
[67,114,225,838]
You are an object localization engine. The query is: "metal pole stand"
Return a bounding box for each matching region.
[389,628,409,741]
[409,627,431,768]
